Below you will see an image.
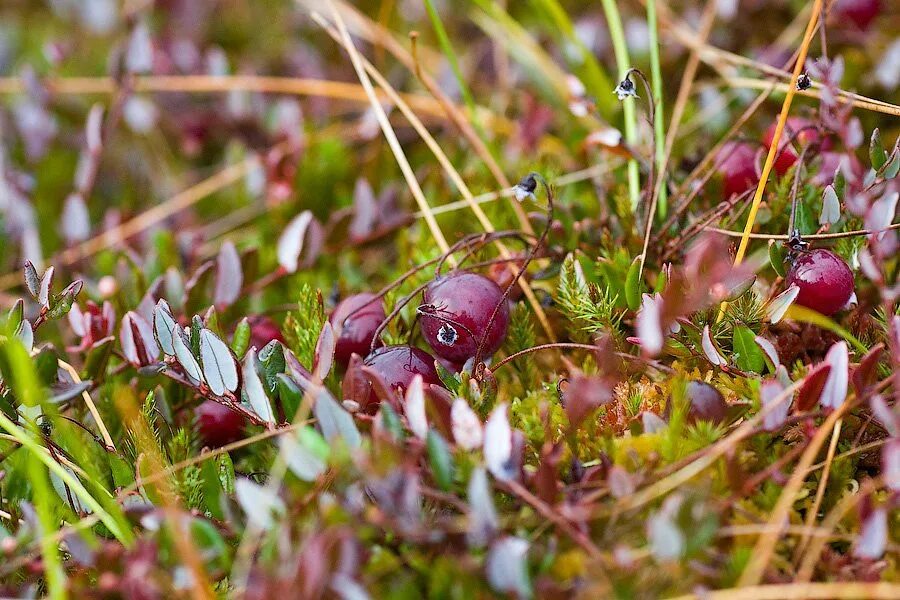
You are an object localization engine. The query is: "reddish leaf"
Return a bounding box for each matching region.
[533,441,563,504]
[563,375,613,430]
[313,321,335,381]
[852,343,884,395]
[360,365,398,412]
[795,362,831,412]
[341,354,370,408]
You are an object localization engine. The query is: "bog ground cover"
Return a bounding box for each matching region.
[0,0,898,597]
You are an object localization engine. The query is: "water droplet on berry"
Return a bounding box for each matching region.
[420,271,510,363]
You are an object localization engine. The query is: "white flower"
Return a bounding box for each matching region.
[613,78,638,100]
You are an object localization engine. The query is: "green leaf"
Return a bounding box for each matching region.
[82,337,115,381]
[624,256,643,311]
[258,340,286,394]
[426,430,454,491]
[832,168,846,198]
[733,325,765,373]
[190,518,230,572]
[869,128,887,169]
[793,198,815,236]
[379,404,405,441]
[882,148,900,179]
[231,317,251,357]
[768,241,787,277]
[200,458,225,520]
[276,373,303,421]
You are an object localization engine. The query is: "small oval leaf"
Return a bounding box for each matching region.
[200,328,239,396]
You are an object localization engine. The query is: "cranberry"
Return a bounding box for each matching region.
[685,381,728,424]
[195,400,245,447]
[363,345,442,406]
[329,293,386,365]
[247,315,285,350]
[762,117,833,175]
[832,0,881,30]
[716,141,759,197]
[419,271,510,363]
[786,248,854,316]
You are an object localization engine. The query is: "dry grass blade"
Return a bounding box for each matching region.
[610,379,802,513]
[321,1,451,259]
[312,11,557,342]
[304,0,534,234]
[795,477,883,582]
[793,418,842,561]
[718,0,824,322]
[737,399,849,586]
[56,359,115,451]
[713,78,900,116]
[0,75,451,116]
[665,582,900,600]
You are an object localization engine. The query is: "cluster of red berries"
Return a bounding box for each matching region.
[330,270,510,404]
[713,117,856,317]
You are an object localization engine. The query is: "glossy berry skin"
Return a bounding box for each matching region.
[247,315,285,350]
[330,293,386,365]
[363,345,442,407]
[195,400,245,448]
[685,381,728,424]
[762,117,833,175]
[833,0,881,30]
[716,141,759,197]
[420,271,510,363]
[787,249,854,316]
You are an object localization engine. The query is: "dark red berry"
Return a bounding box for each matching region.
[762,117,833,175]
[330,293,386,365]
[786,248,854,316]
[832,0,881,30]
[419,271,510,363]
[247,315,285,350]
[363,345,442,407]
[195,400,245,448]
[716,141,759,197]
[685,381,728,424]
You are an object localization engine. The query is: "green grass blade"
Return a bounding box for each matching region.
[29,453,67,600]
[646,0,667,218]
[0,340,133,545]
[528,0,614,116]
[422,0,482,131]
[600,0,641,211]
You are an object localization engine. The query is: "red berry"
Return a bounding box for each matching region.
[832,0,881,30]
[685,381,728,424]
[363,345,442,407]
[762,117,833,175]
[330,293,386,365]
[786,248,854,316]
[247,315,285,350]
[195,400,245,447]
[716,141,759,197]
[420,271,510,363]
